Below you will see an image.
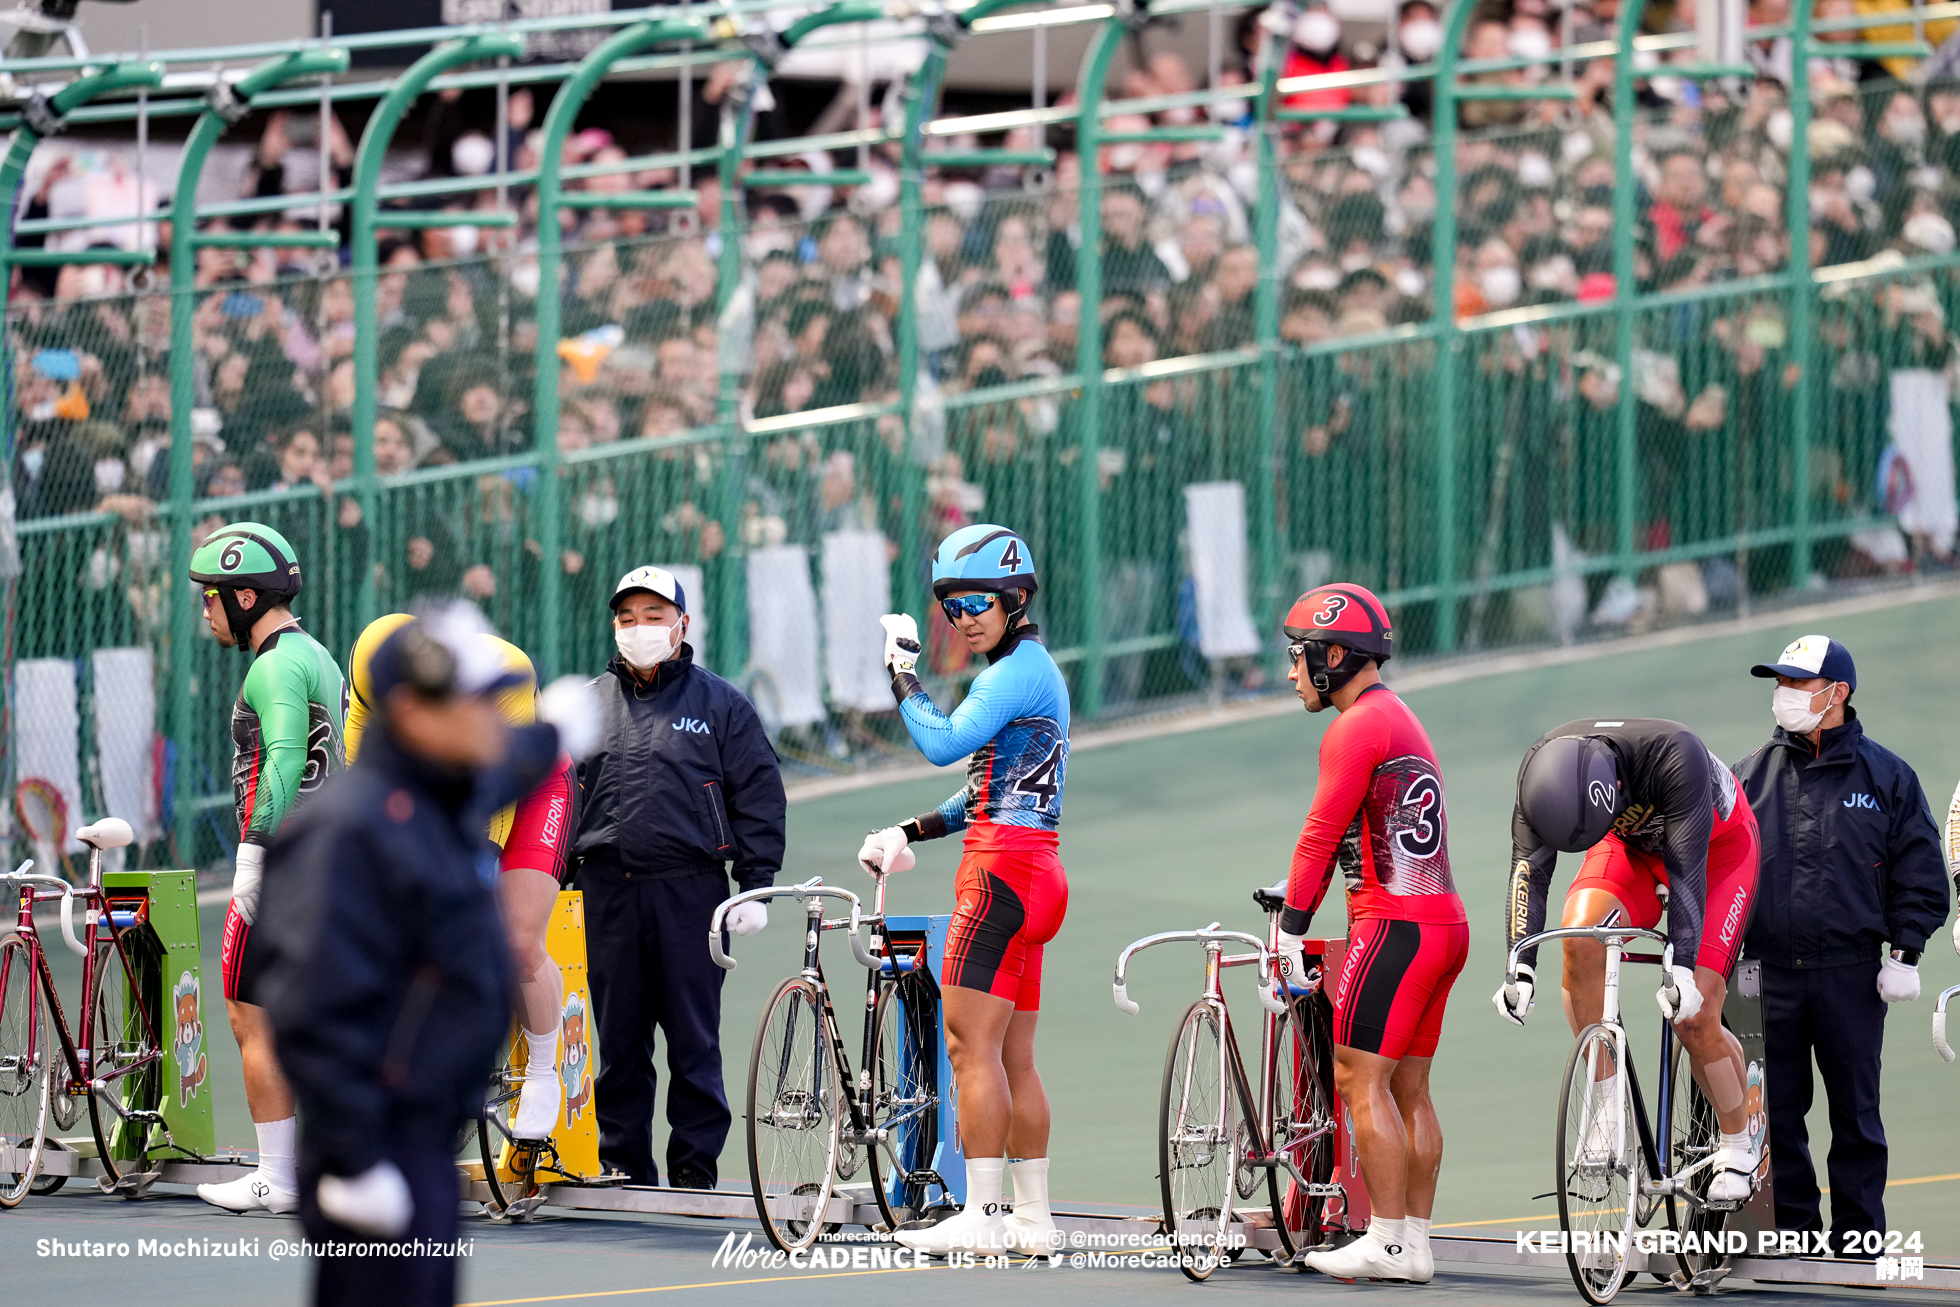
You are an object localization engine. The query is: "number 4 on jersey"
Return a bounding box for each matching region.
[1012,741,1063,802]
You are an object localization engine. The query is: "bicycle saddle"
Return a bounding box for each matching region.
[1252,882,1287,913]
[76,818,133,850]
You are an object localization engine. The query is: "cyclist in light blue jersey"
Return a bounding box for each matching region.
[859,524,1070,1257]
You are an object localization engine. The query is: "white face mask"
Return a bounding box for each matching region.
[1294,10,1341,54]
[616,619,681,669]
[1772,684,1833,734]
[1479,264,1523,307]
[1399,19,1442,60]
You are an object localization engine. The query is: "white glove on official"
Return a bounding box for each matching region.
[538,675,602,762]
[317,1160,413,1237]
[725,901,768,937]
[1276,930,1309,990]
[857,826,916,876]
[1878,955,1921,1003]
[879,614,921,676]
[1657,964,1703,1023]
[1493,962,1536,1026]
[232,843,266,927]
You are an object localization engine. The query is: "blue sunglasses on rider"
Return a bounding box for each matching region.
[940,593,999,622]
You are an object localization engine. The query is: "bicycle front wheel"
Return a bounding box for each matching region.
[1557,1023,1641,1305]
[747,977,842,1253]
[87,936,162,1185]
[1160,1000,1236,1282]
[0,934,51,1206]
[1266,997,1337,1259]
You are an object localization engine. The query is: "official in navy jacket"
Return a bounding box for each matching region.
[1733,635,1949,1255]
[259,608,569,1307]
[573,566,786,1188]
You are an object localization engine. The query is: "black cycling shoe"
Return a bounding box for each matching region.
[668,1166,717,1191]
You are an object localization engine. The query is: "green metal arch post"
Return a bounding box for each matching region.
[1251,15,1288,641]
[1427,2,1474,651]
[530,16,709,679]
[165,48,348,852]
[1073,10,1131,719]
[1785,1,1815,586]
[1609,0,1646,591]
[348,32,525,632]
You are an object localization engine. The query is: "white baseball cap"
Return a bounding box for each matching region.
[610,565,687,614]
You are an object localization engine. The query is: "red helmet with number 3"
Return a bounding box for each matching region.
[1283,583,1393,695]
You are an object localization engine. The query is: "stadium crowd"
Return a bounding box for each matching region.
[13,0,1960,679]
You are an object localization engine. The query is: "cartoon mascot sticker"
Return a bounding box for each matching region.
[173,970,207,1108]
[561,993,593,1124]
[1744,1061,1769,1182]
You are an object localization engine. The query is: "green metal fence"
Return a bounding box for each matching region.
[4,0,1958,864]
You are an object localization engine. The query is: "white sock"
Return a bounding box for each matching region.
[1370,1215,1409,1251]
[255,1116,297,1193]
[964,1157,1006,1217]
[1719,1130,1752,1153]
[524,1027,559,1082]
[1008,1157,1051,1220]
[1407,1215,1432,1246]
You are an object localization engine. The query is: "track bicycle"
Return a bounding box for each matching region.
[1935,984,1960,1063]
[711,869,943,1252]
[1112,883,1344,1283]
[0,819,169,1205]
[1504,918,1740,1304]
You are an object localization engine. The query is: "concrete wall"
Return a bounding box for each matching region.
[68,0,315,59]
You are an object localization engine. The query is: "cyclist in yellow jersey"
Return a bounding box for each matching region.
[348,615,579,1137]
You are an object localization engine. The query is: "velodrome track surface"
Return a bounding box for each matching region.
[9,586,1960,1302]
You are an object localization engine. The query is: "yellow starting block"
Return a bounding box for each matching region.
[487,891,601,1187]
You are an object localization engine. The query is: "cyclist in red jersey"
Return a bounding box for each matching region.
[1275,585,1467,1284]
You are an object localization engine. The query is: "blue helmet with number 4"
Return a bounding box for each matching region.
[931,523,1039,601]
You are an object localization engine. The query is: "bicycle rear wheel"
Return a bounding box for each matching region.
[476,1044,523,1214]
[866,975,936,1232]
[747,977,841,1253]
[0,934,50,1207]
[87,935,162,1185]
[1266,997,1337,1259]
[1160,1000,1235,1282]
[1557,1024,1641,1305]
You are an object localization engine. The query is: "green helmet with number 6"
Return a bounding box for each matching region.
[190,522,303,650]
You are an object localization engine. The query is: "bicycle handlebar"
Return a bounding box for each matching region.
[707,874,879,972]
[1113,923,1286,1017]
[1935,984,1960,1064]
[0,860,89,957]
[1505,923,1669,979]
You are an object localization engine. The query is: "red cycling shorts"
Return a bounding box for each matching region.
[1331,916,1469,1060]
[501,756,577,883]
[1568,793,1760,978]
[221,897,254,1003]
[942,845,1068,1012]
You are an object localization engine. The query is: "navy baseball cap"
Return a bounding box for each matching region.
[610,565,686,614]
[1750,634,1856,691]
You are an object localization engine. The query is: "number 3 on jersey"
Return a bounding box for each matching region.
[1012,740,1063,805]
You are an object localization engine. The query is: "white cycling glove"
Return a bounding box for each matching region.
[318,1160,413,1237]
[879,614,921,676]
[857,827,916,876]
[538,675,602,761]
[1276,930,1309,990]
[1657,964,1702,1023]
[725,901,768,937]
[1878,955,1920,1003]
[232,843,266,927]
[1493,963,1536,1026]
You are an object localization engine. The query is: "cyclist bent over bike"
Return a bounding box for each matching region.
[859,524,1069,1256]
[1277,585,1467,1284]
[1500,719,1762,1205]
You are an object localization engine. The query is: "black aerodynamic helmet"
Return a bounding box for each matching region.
[1517,734,1626,852]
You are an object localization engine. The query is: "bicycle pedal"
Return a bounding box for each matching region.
[492,1194,550,1223]
[97,1170,161,1199]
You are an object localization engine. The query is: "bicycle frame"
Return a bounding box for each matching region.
[1507,924,1718,1213]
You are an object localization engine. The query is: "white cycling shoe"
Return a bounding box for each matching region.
[1002,1210,1063,1256]
[511,1073,563,1140]
[894,1206,1010,1256]
[198,1171,299,1215]
[1706,1140,1761,1205]
[1301,1229,1418,1281]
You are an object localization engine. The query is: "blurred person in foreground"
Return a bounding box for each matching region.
[258,605,599,1307]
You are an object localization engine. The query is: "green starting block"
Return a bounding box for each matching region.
[98,869,214,1162]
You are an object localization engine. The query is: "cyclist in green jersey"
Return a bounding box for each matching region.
[187,522,347,1215]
